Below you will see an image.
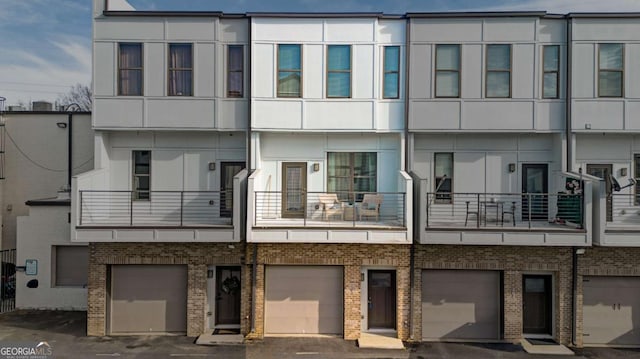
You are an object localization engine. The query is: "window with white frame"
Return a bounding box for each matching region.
[486,44,511,98]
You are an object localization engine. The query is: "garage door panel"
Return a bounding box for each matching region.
[111,265,187,334]
[265,266,343,335]
[422,270,501,340]
[583,276,640,345]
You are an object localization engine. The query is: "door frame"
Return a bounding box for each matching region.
[206,265,242,330]
[522,163,549,221]
[586,164,613,222]
[281,162,307,218]
[363,268,397,331]
[220,162,246,218]
[522,273,554,338]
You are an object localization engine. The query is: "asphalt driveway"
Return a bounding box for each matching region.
[0,310,638,358]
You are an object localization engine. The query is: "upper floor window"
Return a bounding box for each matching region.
[277,44,302,97]
[599,43,624,97]
[168,43,193,96]
[118,43,143,96]
[227,45,243,98]
[486,44,511,98]
[435,44,460,98]
[327,152,376,201]
[383,46,400,99]
[133,150,150,200]
[327,45,351,98]
[543,45,560,99]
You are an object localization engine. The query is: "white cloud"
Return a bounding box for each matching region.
[481,0,640,12]
[0,37,91,105]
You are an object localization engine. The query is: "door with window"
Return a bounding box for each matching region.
[220,162,245,218]
[282,162,306,218]
[327,152,377,202]
[522,164,548,221]
[215,266,241,326]
[523,275,552,335]
[133,151,151,200]
[587,164,613,222]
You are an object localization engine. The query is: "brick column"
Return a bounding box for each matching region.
[87,262,107,336]
[187,264,206,337]
[246,263,264,339]
[396,265,411,340]
[410,267,423,341]
[241,263,252,336]
[344,265,361,340]
[503,270,522,341]
[557,268,573,346]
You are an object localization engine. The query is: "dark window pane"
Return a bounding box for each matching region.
[486,72,510,98]
[599,44,623,70]
[228,72,243,97]
[118,43,142,96]
[169,70,193,96]
[383,73,399,98]
[599,71,623,97]
[228,45,243,71]
[487,45,510,70]
[384,46,399,71]
[328,45,351,71]
[118,69,142,96]
[169,44,192,68]
[543,73,558,98]
[436,72,459,97]
[436,45,460,71]
[278,45,301,70]
[327,72,350,97]
[277,72,301,97]
[543,45,559,71]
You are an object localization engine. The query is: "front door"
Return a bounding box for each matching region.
[282,162,307,218]
[587,164,613,222]
[523,275,552,335]
[522,164,549,221]
[215,266,241,326]
[220,162,246,218]
[368,270,396,329]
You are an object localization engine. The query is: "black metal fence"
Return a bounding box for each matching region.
[0,249,16,313]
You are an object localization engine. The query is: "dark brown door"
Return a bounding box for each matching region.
[523,275,552,335]
[220,162,246,218]
[215,266,241,325]
[368,270,396,329]
[587,164,613,222]
[282,162,307,218]
[522,164,549,221]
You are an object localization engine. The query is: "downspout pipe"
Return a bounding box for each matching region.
[68,112,73,188]
[247,16,257,334]
[404,16,415,341]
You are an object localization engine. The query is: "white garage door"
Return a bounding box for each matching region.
[265,266,343,335]
[110,265,187,334]
[422,270,501,340]
[583,276,640,346]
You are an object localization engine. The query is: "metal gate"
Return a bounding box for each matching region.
[0,249,16,313]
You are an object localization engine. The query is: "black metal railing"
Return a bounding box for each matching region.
[426,192,583,230]
[0,249,16,313]
[79,190,233,227]
[254,191,406,228]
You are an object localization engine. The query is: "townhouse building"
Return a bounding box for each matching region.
[407,13,593,345]
[246,14,412,340]
[568,13,640,347]
[77,0,640,348]
[76,0,249,336]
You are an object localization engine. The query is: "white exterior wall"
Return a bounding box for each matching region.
[409,18,566,132]
[255,133,401,194]
[16,206,87,310]
[412,133,564,194]
[571,18,640,132]
[0,113,93,250]
[251,18,405,132]
[93,16,248,130]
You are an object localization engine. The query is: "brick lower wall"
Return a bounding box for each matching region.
[244,243,411,340]
[87,242,245,337]
[413,245,574,345]
[574,246,640,347]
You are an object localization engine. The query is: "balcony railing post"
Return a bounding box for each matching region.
[528,193,532,229]
[402,192,406,228]
[79,191,83,226]
[303,191,307,228]
[425,193,429,228]
[180,191,184,227]
[130,191,134,226]
[476,193,480,228]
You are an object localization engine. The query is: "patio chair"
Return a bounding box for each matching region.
[501,201,517,227]
[359,194,383,222]
[465,201,479,226]
[318,193,344,221]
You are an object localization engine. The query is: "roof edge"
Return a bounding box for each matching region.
[406,11,548,18]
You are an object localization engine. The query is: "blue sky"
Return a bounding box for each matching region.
[1,0,640,106]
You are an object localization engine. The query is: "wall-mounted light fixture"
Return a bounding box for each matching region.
[621,168,628,177]
[56,122,67,129]
[508,163,516,173]
[208,162,216,171]
[313,163,320,172]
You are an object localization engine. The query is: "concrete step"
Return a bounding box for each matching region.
[357,333,405,350]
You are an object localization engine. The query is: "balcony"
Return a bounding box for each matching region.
[247,170,412,243]
[415,175,592,246]
[71,169,247,242]
[595,192,640,246]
